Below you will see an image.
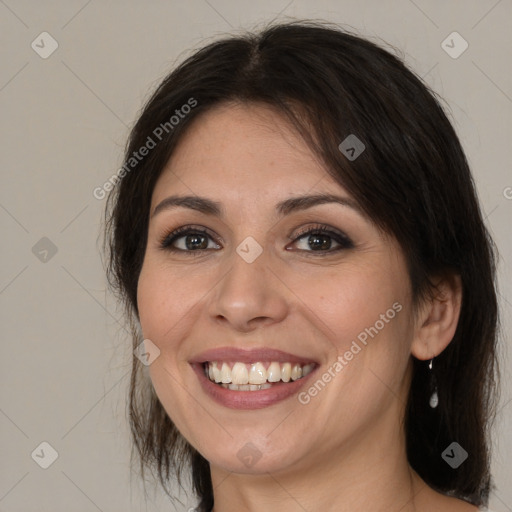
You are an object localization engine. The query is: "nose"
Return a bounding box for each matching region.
[207,245,288,333]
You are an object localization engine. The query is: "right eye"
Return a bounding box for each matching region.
[159,226,221,253]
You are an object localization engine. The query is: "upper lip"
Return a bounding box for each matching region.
[189,346,318,365]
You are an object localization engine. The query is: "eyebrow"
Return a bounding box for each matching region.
[151,193,363,219]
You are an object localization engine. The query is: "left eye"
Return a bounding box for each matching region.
[291,226,354,253]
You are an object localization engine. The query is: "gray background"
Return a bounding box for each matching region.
[0,1,510,511]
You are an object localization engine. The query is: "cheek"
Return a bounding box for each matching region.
[290,262,406,350]
[136,260,199,343]
[136,263,202,434]
[291,260,413,416]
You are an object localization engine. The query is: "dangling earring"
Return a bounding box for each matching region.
[428,358,439,408]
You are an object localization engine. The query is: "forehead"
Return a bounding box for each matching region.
[151,102,346,205]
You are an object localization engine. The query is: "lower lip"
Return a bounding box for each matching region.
[191,363,317,410]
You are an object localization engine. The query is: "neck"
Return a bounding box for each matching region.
[210,403,425,512]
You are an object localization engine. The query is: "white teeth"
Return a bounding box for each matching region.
[249,362,267,384]
[291,363,302,381]
[281,362,291,382]
[205,360,315,389]
[228,383,248,390]
[231,362,249,385]
[220,362,231,383]
[302,363,314,377]
[212,362,222,383]
[267,362,282,382]
[222,383,272,391]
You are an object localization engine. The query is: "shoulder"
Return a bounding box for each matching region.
[418,488,481,512]
[435,495,481,512]
[411,472,485,511]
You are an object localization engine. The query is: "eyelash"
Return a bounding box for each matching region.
[159,224,354,256]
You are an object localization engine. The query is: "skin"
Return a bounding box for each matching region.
[137,102,474,512]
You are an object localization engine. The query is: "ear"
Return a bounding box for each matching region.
[411,273,463,360]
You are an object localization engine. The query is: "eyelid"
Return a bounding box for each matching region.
[158,225,221,249]
[290,223,350,242]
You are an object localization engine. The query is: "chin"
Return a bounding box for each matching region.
[205,444,301,475]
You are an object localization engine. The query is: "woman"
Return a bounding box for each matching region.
[103,21,500,512]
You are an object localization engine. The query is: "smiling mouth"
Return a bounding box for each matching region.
[202,361,316,391]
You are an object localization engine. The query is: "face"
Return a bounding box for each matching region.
[137,102,417,476]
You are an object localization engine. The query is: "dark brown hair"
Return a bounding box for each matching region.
[103,20,500,512]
